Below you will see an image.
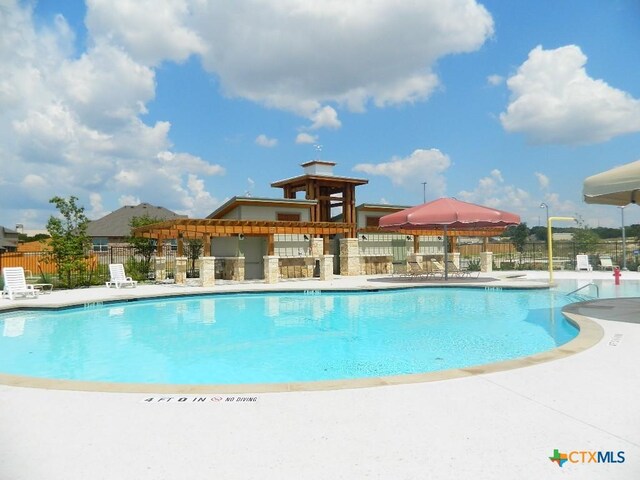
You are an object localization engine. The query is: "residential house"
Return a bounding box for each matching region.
[0,226,19,252]
[87,203,185,251]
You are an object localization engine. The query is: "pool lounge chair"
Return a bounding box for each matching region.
[106,264,138,289]
[428,259,448,277]
[405,260,434,278]
[2,267,39,300]
[598,255,616,271]
[575,254,593,272]
[447,260,480,278]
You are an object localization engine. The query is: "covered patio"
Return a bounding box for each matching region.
[132,218,352,285]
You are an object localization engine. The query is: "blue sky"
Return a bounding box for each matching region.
[1,0,640,230]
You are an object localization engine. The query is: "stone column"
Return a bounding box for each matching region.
[339,238,361,276]
[319,255,334,281]
[154,256,166,282]
[232,256,245,281]
[200,256,216,287]
[480,251,493,273]
[264,255,280,284]
[175,256,187,285]
[310,237,324,257]
[450,252,461,268]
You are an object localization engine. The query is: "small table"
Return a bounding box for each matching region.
[31,283,54,294]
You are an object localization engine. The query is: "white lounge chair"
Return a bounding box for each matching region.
[599,255,616,271]
[2,267,39,300]
[106,264,138,289]
[575,254,593,272]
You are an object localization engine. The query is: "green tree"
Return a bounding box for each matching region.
[45,196,92,288]
[573,228,600,254]
[128,215,162,279]
[511,223,530,267]
[185,239,204,278]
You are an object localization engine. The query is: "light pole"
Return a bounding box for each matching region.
[620,206,627,270]
[540,203,549,246]
[422,182,427,204]
[539,203,549,227]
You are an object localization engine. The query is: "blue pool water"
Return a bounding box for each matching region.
[0,288,581,385]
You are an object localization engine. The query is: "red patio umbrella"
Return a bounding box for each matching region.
[379,198,521,278]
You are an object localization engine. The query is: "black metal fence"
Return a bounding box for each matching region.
[460,241,640,271]
[0,246,177,289]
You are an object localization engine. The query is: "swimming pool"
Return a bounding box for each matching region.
[0,288,579,385]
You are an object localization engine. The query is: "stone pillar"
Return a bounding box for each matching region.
[319,255,334,281]
[450,252,461,268]
[232,256,245,281]
[154,256,166,282]
[310,237,323,257]
[339,238,361,276]
[200,256,216,287]
[264,255,280,284]
[480,251,493,273]
[175,257,187,285]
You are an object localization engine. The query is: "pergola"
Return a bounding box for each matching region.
[132,218,353,256]
[358,226,507,252]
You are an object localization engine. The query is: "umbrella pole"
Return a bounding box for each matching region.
[444,226,448,280]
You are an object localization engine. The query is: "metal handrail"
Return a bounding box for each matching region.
[566,282,599,298]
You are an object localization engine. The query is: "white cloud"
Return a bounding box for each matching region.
[458,169,531,210]
[88,192,108,220]
[118,194,141,206]
[500,45,640,145]
[295,133,318,144]
[188,0,493,121]
[0,1,225,226]
[487,74,503,86]
[255,134,278,148]
[85,0,206,66]
[353,149,451,195]
[535,172,550,190]
[309,106,341,130]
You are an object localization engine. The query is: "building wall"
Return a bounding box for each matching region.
[238,205,311,221]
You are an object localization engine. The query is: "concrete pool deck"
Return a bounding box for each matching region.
[1,270,639,479]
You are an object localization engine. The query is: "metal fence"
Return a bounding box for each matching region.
[459,241,640,271]
[0,246,177,288]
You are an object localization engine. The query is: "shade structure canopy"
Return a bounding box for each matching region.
[583,159,640,206]
[379,198,520,280]
[378,197,521,230]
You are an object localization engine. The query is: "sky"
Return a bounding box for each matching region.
[1,0,640,230]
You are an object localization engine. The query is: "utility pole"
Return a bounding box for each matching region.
[422,182,427,204]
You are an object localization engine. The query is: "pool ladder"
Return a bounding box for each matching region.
[566,282,599,298]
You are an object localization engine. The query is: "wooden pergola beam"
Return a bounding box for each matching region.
[132,219,353,239]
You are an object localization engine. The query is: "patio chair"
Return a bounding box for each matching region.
[428,259,447,277]
[2,267,39,300]
[405,260,434,278]
[106,263,138,289]
[446,260,480,278]
[598,255,616,271]
[575,254,593,272]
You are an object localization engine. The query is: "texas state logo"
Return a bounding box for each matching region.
[549,448,625,467]
[549,449,568,467]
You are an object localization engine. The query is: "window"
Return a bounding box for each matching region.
[277,212,301,222]
[365,216,380,227]
[92,238,108,252]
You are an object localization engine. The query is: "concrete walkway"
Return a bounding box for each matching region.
[1,271,639,479]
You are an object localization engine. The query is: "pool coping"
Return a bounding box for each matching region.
[0,282,604,394]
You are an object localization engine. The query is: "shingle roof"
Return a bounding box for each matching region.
[87,203,185,238]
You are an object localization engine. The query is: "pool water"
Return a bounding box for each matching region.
[0,288,580,385]
[553,278,640,299]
